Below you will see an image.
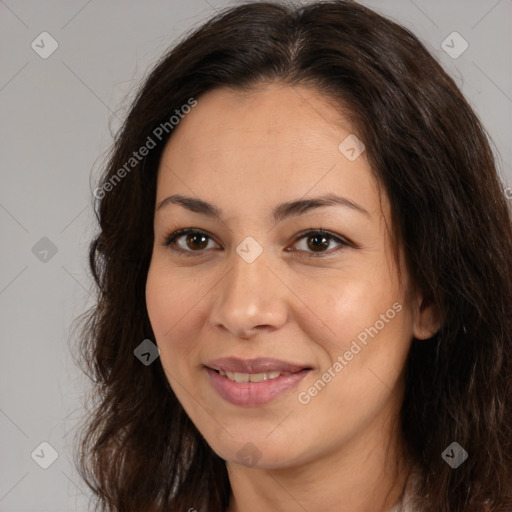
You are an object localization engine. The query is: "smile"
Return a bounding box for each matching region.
[218,369,292,383]
[205,366,310,407]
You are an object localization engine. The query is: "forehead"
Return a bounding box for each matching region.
[156,83,386,221]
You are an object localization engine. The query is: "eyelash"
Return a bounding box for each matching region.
[160,227,351,258]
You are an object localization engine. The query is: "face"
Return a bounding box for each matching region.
[145,83,436,469]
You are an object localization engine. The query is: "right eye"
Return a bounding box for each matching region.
[161,228,220,257]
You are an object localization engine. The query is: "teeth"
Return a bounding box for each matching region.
[218,369,292,383]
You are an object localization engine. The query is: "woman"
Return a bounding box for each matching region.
[73,1,512,511]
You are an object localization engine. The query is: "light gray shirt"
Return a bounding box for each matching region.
[386,467,420,512]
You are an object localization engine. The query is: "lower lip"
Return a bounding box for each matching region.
[205,367,310,406]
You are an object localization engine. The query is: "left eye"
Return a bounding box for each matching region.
[161,228,349,258]
[289,229,349,257]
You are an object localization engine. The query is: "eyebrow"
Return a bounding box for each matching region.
[156,192,370,222]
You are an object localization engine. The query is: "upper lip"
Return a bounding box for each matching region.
[205,357,311,374]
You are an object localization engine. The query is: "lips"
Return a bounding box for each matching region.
[205,357,310,374]
[204,357,312,406]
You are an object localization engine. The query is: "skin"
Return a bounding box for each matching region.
[145,82,439,512]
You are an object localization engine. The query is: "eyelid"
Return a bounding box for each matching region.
[161,227,221,257]
[161,227,352,257]
[287,228,352,257]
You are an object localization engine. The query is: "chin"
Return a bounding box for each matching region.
[210,437,305,470]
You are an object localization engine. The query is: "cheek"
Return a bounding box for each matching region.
[145,264,171,340]
[312,296,411,411]
[145,263,206,421]
[295,304,411,450]
[295,264,406,355]
[145,262,203,363]
[293,265,412,403]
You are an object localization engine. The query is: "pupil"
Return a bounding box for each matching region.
[308,234,328,252]
[188,233,208,250]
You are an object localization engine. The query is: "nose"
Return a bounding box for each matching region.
[210,247,289,340]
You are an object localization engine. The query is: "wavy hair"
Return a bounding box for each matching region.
[72,1,512,510]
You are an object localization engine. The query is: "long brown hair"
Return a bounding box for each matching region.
[72,1,512,510]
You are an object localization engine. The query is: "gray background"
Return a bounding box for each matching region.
[0,0,511,510]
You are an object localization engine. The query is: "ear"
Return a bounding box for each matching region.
[412,290,441,340]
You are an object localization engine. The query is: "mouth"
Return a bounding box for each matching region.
[213,368,297,383]
[205,356,312,374]
[204,357,312,406]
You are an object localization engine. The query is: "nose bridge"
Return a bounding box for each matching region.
[211,240,288,337]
